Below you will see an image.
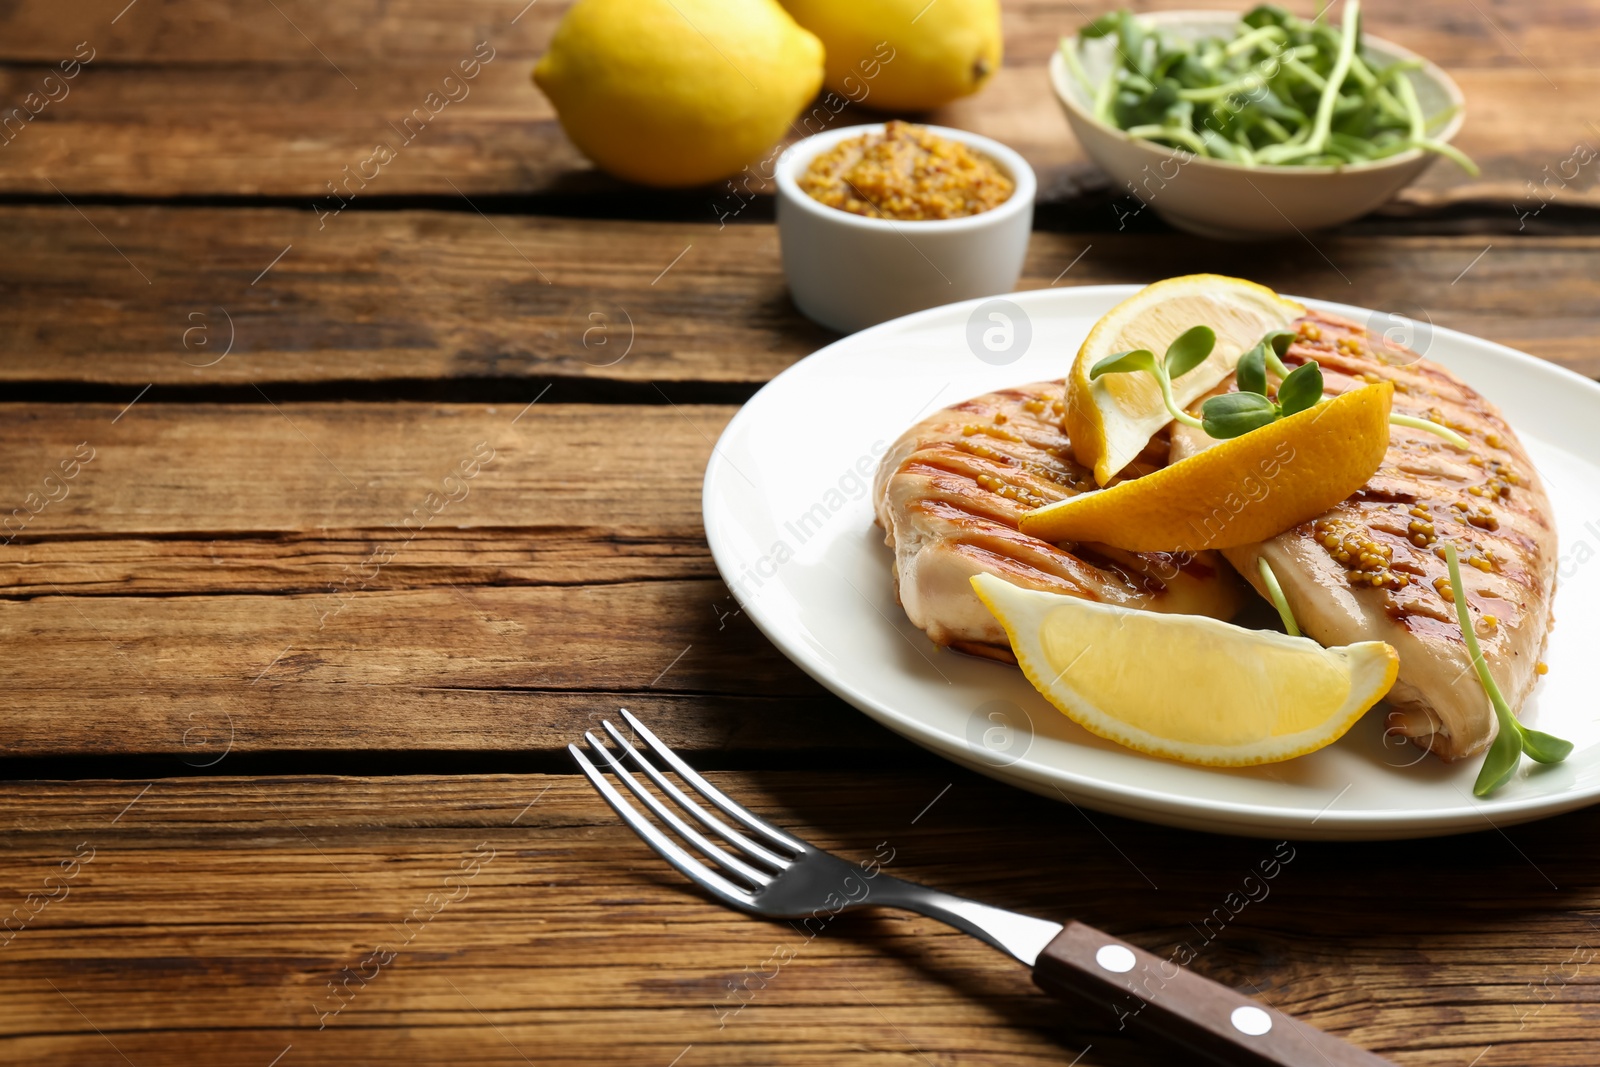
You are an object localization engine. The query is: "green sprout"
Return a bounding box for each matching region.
[1062,0,1478,173]
[1390,412,1469,448]
[1444,543,1571,797]
[1258,557,1301,637]
[1086,324,1217,432]
[1087,327,1327,439]
[1089,325,1473,446]
[1199,329,1324,438]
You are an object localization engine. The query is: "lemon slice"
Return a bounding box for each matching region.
[1067,275,1305,486]
[970,573,1398,766]
[1025,382,1394,551]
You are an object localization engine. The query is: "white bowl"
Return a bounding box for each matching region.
[1049,10,1467,239]
[775,123,1036,334]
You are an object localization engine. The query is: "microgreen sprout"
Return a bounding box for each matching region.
[1063,1,1478,173]
[1444,543,1572,797]
[1091,324,1475,447]
[1389,413,1469,449]
[1258,557,1300,637]
[1087,324,1217,431]
[1199,329,1323,438]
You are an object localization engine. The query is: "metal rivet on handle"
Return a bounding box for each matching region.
[1094,944,1136,973]
[1231,1006,1273,1036]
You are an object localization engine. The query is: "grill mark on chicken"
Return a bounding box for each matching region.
[874,382,1242,660]
[1187,310,1557,762]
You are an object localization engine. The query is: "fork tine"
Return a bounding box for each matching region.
[618,708,808,853]
[568,744,755,908]
[600,718,791,870]
[583,732,774,888]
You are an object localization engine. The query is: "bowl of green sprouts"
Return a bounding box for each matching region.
[1049,2,1471,239]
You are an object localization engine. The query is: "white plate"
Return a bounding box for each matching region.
[703,285,1600,839]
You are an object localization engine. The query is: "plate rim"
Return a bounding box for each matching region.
[703,283,1600,839]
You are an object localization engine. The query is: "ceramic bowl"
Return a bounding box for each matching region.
[1049,10,1466,239]
[774,123,1036,334]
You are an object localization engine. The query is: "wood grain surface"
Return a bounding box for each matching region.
[0,401,918,760]
[0,0,1595,210]
[2,772,1596,1066]
[5,0,1600,1062]
[4,208,1598,388]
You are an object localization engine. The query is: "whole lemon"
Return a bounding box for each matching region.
[533,0,824,187]
[779,0,1001,111]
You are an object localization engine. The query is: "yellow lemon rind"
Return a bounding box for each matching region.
[970,573,1400,767]
[1067,275,1305,486]
[1025,382,1394,551]
[531,0,825,188]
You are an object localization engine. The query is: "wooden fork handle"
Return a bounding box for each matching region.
[1032,921,1393,1066]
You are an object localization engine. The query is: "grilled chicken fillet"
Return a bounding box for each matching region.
[1174,311,1556,762]
[874,382,1242,660]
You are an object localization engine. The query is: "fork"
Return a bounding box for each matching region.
[570,710,1392,1067]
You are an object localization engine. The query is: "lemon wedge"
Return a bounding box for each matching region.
[1067,275,1305,486]
[970,573,1398,766]
[1025,382,1393,551]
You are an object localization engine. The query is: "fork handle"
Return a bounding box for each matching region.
[1032,922,1392,1066]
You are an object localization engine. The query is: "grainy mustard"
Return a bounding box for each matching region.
[798,121,1013,221]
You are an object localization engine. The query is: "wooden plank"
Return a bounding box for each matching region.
[2,209,1598,387]
[4,0,1592,68]
[0,0,553,61]
[0,60,585,198]
[0,206,833,388]
[1,771,1597,1064]
[0,529,713,594]
[0,0,1593,208]
[0,581,868,758]
[0,401,908,759]
[0,402,716,538]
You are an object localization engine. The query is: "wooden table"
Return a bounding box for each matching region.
[4,1,1599,1063]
